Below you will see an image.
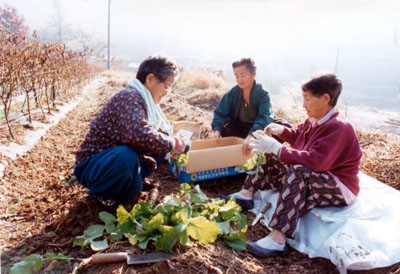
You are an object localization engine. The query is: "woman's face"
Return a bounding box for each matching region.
[233,65,256,91]
[146,74,174,104]
[302,90,331,120]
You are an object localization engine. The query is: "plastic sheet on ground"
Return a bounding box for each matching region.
[251,172,400,274]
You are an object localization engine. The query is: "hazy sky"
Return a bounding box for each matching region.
[5,0,399,58]
[2,0,400,110]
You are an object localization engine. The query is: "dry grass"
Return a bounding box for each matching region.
[357,129,400,190]
[176,68,231,91]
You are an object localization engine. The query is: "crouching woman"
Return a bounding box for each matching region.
[73,55,189,206]
[223,73,362,257]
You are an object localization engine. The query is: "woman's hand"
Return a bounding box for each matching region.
[265,123,284,136]
[250,132,282,155]
[172,136,191,153]
[243,135,254,155]
[213,130,221,139]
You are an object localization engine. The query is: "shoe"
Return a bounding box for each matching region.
[247,241,288,257]
[93,195,116,207]
[142,178,157,191]
[220,194,254,210]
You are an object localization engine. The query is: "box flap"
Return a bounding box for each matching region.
[190,137,242,151]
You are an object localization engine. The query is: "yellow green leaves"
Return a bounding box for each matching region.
[187,216,220,244]
[116,205,130,224]
[219,199,242,220]
[147,213,164,232]
[241,153,266,179]
[172,152,189,168]
[156,226,180,251]
[74,183,247,253]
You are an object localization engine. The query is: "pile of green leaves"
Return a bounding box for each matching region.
[74,183,247,252]
[241,153,266,179]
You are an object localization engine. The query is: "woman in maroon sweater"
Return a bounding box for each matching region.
[222,73,362,257]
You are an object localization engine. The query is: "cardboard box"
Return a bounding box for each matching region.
[172,121,203,140]
[166,114,203,140]
[169,137,251,182]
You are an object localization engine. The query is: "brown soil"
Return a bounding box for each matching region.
[0,70,399,274]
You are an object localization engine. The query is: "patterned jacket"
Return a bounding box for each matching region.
[75,85,174,165]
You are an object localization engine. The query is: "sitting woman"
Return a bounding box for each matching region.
[222,73,362,257]
[73,55,190,206]
[211,58,275,155]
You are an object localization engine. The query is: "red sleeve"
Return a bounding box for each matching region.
[279,122,305,147]
[279,123,347,172]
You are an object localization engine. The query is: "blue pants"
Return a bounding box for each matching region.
[73,146,165,202]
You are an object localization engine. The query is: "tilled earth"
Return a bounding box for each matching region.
[0,70,399,274]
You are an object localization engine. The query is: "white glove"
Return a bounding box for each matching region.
[265,123,284,136]
[250,132,282,155]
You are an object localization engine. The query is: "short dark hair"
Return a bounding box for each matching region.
[301,73,342,107]
[232,58,256,73]
[136,55,179,84]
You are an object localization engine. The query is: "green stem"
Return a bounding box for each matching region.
[255,154,262,179]
[44,257,82,261]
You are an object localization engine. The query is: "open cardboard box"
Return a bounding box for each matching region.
[169,137,252,182]
[166,114,203,140]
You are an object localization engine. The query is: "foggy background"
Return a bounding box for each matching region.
[2,0,400,112]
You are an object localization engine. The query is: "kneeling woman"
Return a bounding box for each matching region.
[74,55,189,206]
[223,73,362,257]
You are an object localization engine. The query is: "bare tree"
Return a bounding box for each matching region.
[38,0,74,44]
[0,4,28,35]
[72,27,107,57]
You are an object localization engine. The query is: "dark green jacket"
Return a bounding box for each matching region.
[211,81,274,135]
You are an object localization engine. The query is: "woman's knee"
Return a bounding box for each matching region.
[112,146,140,170]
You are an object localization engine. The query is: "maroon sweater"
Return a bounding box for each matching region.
[279,110,362,196]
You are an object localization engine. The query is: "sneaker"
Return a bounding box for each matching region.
[220,194,254,210]
[247,241,288,257]
[142,178,158,191]
[93,195,116,207]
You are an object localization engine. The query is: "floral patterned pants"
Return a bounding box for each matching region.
[243,154,347,238]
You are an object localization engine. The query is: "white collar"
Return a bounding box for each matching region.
[310,107,336,127]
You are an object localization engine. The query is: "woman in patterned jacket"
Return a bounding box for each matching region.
[74,55,189,206]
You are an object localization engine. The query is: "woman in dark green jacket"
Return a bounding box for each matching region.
[211,58,275,155]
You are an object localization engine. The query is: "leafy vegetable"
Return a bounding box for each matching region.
[10,254,43,274]
[241,153,266,179]
[75,183,247,252]
[172,152,189,168]
[10,253,75,274]
[72,224,108,251]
